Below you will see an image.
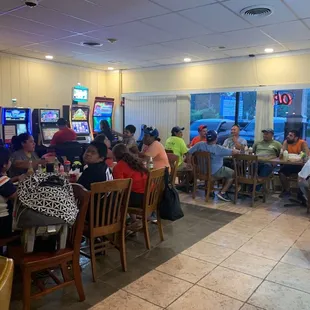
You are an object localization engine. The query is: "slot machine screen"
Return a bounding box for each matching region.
[16,124,27,135]
[42,128,59,141]
[5,109,26,121]
[72,107,88,121]
[72,121,90,134]
[40,110,59,123]
[72,87,88,103]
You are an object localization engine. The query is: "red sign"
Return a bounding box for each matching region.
[274,92,293,106]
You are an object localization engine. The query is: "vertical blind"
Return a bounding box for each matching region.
[125,95,178,143]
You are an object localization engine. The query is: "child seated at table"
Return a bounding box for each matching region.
[78,141,113,190]
[93,133,114,168]
[113,144,148,228]
[0,147,18,238]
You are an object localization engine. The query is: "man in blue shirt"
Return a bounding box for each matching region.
[188,130,239,202]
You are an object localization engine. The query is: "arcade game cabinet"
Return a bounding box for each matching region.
[32,109,60,146]
[92,97,114,134]
[1,107,31,145]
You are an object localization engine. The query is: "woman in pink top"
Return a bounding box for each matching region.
[140,127,170,169]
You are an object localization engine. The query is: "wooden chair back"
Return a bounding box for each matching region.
[0,256,14,310]
[90,179,132,237]
[166,152,178,186]
[233,154,258,184]
[143,168,166,213]
[192,152,212,181]
[70,184,90,260]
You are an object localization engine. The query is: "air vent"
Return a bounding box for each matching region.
[81,42,103,47]
[240,5,274,17]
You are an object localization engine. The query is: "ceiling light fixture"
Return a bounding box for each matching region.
[107,67,114,71]
[184,58,192,62]
[45,55,54,60]
[264,48,274,53]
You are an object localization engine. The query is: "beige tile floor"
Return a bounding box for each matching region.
[90,194,310,310]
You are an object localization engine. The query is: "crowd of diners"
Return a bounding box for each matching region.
[1,119,310,240]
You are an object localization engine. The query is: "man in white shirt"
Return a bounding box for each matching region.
[298,159,310,205]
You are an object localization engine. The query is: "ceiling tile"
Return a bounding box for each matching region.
[152,56,200,65]
[223,0,297,26]
[150,0,217,11]
[161,39,211,58]
[192,28,277,49]
[0,15,73,39]
[223,44,288,57]
[41,0,169,27]
[0,26,46,44]
[283,0,310,19]
[180,3,252,32]
[261,21,310,43]
[283,40,310,51]
[0,0,27,12]
[141,13,211,39]
[10,6,98,33]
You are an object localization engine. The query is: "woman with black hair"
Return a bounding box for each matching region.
[10,133,45,177]
[98,120,114,145]
[113,144,148,208]
[78,141,113,190]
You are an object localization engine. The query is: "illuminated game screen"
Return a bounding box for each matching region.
[93,101,113,132]
[5,109,26,121]
[93,117,112,132]
[72,107,88,121]
[40,110,59,123]
[73,87,88,102]
[42,128,58,141]
[16,124,27,135]
[72,121,90,134]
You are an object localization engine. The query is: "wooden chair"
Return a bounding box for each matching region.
[9,184,90,310]
[192,152,224,202]
[128,168,165,250]
[166,152,178,186]
[233,154,268,207]
[81,179,132,282]
[0,256,14,310]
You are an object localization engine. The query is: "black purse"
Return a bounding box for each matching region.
[159,168,184,221]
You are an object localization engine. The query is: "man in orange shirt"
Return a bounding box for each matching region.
[279,130,309,198]
[190,125,207,147]
[50,118,77,146]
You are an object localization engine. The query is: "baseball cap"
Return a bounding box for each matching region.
[171,126,184,134]
[262,128,274,134]
[144,126,159,138]
[198,125,207,132]
[206,130,218,142]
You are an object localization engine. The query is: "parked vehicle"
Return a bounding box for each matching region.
[190,119,235,144]
[239,117,286,146]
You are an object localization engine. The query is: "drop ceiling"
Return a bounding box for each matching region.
[1,0,310,70]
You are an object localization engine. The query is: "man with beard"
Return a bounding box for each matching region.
[279,130,309,198]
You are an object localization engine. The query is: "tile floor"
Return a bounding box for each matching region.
[11,191,310,310]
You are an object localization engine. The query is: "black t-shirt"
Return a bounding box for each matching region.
[0,175,16,216]
[78,162,113,190]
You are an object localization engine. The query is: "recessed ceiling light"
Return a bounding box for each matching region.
[184,58,191,62]
[45,55,54,60]
[107,67,114,70]
[264,48,274,53]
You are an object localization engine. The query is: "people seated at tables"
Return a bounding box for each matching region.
[279,130,309,198]
[98,120,114,146]
[50,118,77,146]
[94,134,114,168]
[190,125,207,147]
[78,141,113,190]
[9,133,46,177]
[165,126,188,167]
[253,128,282,180]
[113,144,148,227]
[0,147,18,238]
[188,130,239,202]
[113,125,139,154]
[298,158,310,206]
[140,127,170,169]
[223,125,247,150]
